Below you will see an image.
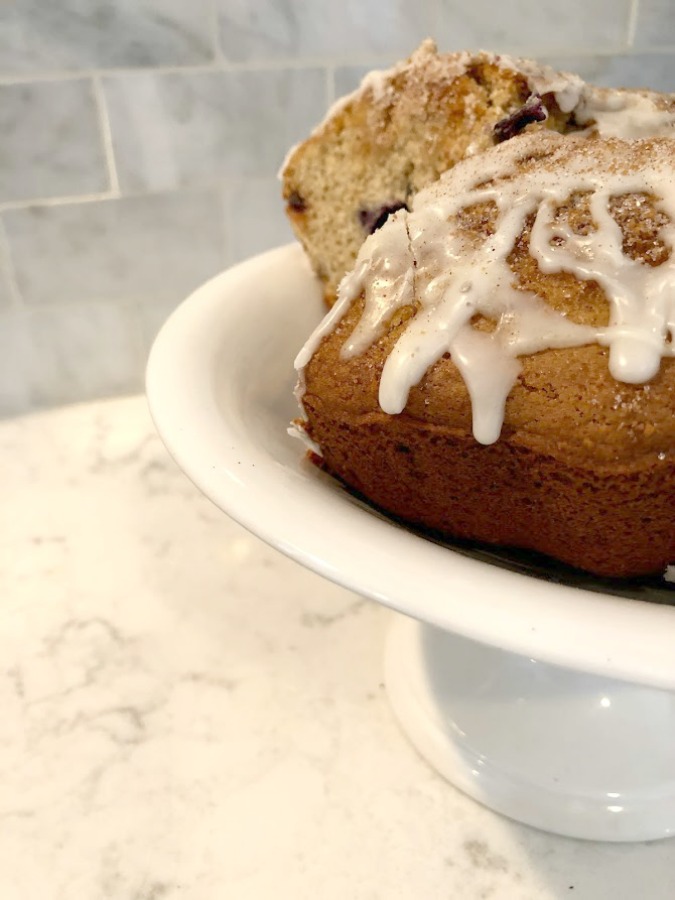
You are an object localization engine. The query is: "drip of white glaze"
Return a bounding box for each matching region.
[496,54,583,113]
[578,89,675,139]
[296,133,675,445]
[287,422,323,457]
[280,40,675,185]
[294,212,413,369]
[280,41,589,180]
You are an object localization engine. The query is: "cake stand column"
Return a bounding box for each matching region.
[384,613,675,842]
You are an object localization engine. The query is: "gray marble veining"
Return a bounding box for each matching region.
[2,395,675,896]
[0,79,108,204]
[137,179,295,358]
[0,0,214,73]
[633,0,675,49]
[102,67,327,191]
[0,300,144,416]
[436,0,632,54]
[224,178,294,264]
[543,53,675,93]
[26,301,143,407]
[216,0,437,62]
[3,190,225,307]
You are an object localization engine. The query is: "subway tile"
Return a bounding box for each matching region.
[0,0,214,74]
[0,80,107,204]
[0,249,12,309]
[224,179,295,264]
[216,0,436,62]
[137,298,185,356]
[102,68,327,191]
[334,62,398,99]
[26,301,144,408]
[436,0,632,55]
[4,191,226,307]
[139,179,295,353]
[542,53,675,92]
[633,0,675,50]
[0,311,31,417]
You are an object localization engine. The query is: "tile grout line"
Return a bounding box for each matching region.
[0,58,351,84]
[0,216,24,310]
[1,44,675,87]
[92,75,120,196]
[0,190,120,213]
[0,175,287,215]
[626,0,640,48]
[210,0,225,63]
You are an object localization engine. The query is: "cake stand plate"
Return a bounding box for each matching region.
[146,244,675,843]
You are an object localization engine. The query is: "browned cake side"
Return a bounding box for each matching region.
[298,140,675,578]
[282,42,580,304]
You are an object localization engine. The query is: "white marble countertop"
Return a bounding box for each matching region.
[2,395,675,899]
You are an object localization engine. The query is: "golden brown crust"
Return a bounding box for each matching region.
[299,137,675,578]
[301,403,675,578]
[303,316,675,577]
[305,300,675,470]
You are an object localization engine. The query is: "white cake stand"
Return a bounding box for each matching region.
[146,245,675,843]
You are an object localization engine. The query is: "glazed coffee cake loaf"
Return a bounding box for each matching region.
[293,132,675,578]
[282,40,675,306]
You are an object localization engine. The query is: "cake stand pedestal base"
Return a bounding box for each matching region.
[385,613,675,842]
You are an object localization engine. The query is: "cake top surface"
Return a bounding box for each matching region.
[296,132,675,444]
[281,40,675,179]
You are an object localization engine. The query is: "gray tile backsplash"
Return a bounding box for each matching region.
[0,311,31,415]
[102,67,327,191]
[0,0,674,415]
[633,0,675,49]
[0,274,9,310]
[216,0,437,62]
[0,0,215,74]
[136,296,186,355]
[334,63,395,99]
[0,242,12,309]
[543,53,675,93]
[436,0,633,54]
[4,191,225,307]
[225,179,295,263]
[25,301,144,408]
[0,79,108,204]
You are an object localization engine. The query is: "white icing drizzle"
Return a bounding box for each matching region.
[294,211,413,369]
[578,88,675,139]
[280,41,589,179]
[296,133,675,445]
[492,53,584,113]
[280,39,675,184]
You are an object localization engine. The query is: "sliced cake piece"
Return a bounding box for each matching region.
[282,40,675,305]
[281,41,584,303]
